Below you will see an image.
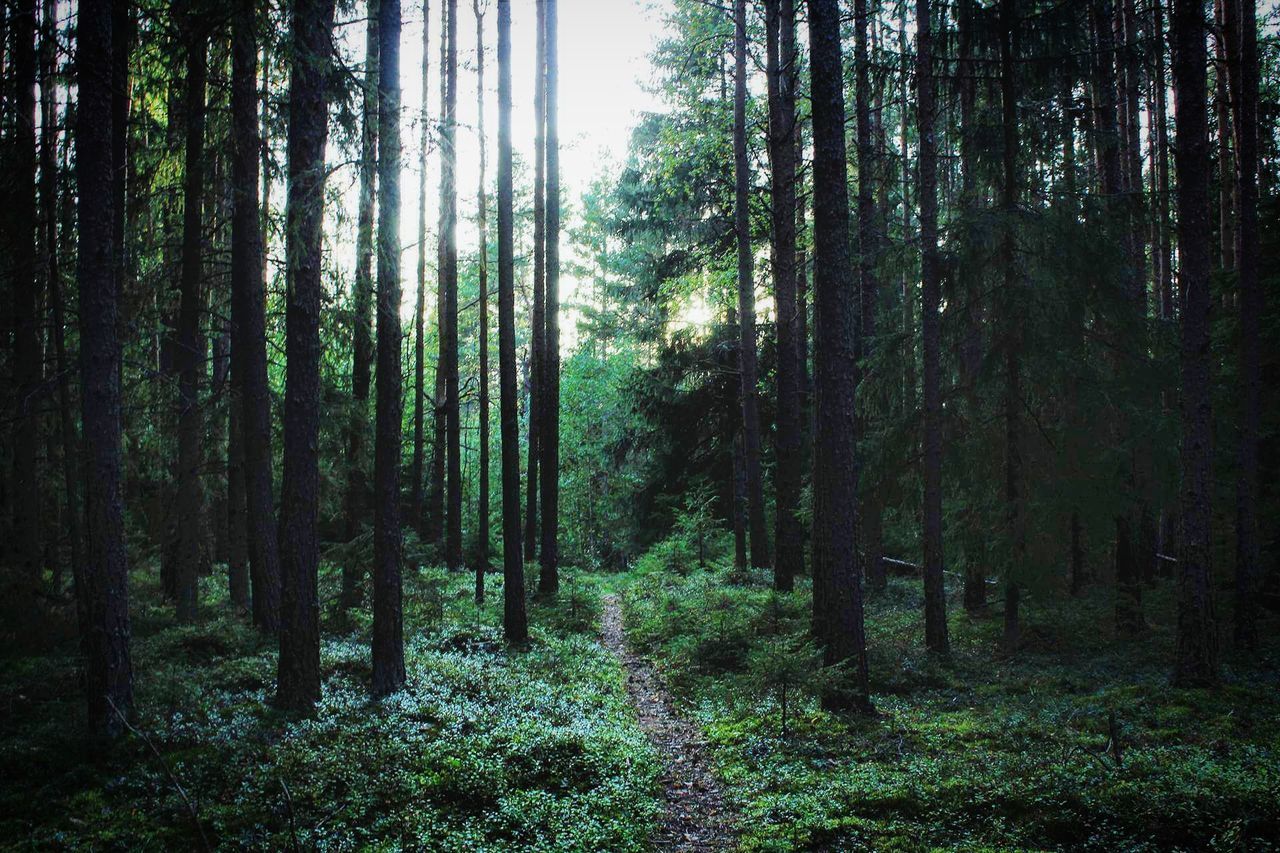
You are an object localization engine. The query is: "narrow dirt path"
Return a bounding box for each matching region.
[601,595,738,852]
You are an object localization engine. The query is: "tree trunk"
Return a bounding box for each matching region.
[343,0,379,609]
[539,0,562,595]
[474,0,490,603]
[412,0,430,545]
[277,0,337,713]
[175,19,208,622]
[1223,0,1260,650]
[1213,0,1235,271]
[916,0,950,656]
[807,0,872,714]
[496,0,529,643]
[427,0,448,548]
[733,0,770,572]
[231,0,282,632]
[1153,0,1173,320]
[373,0,406,698]
[76,0,134,738]
[442,0,463,573]
[1170,0,1219,687]
[767,0,802,592]
[526,0,547,564]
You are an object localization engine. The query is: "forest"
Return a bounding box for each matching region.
[1,0,1279,848]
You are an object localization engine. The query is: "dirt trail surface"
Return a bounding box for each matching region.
[601,595,738,852]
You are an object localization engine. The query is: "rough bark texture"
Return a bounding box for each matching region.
[807,0,871,714]
[373,0,406,698]
[916,0,950,656]
[175,22,208,622]
[443,0,463,573]
[344,0,379,608]
[766,0,802,592]
[1170,0,1219,687]
[526,0,546,564]
[475,0,491,603]
[277,0,337,713]
[1223,0,1260,650]
[231,0,282,633]
[496,0,528,643]
[539,0,562,596]
[733,0,771,572]
[76,0,134,737]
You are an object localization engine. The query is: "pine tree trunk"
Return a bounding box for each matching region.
[733,0,770,571]
[277,0,337,713]
[412,0,430,544]
[76,0,134,738]
[807,0,871,714]
[1170,0,1219,687]
[916,0,950,656]
[526,0,547,564]
[475,0,491,603]
[175,20,208,622]
[539,0,562,595]
[442,0,463,573]
[496,0,529,643]
[1213,0,1235,271]
[231,0,282,632]
[372,0,406,697]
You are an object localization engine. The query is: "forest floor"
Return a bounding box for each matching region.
[601,594,737,852]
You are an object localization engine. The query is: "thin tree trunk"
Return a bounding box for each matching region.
[1153,0,1173,320]
[442,0,463,573]
[526,0,546,563]
[807,0,872,714]
[427,0,448,547]
[496,0,529,643]
[767,0,802,592]
[76,0,134,737]
[175,19,208,622]
[539,0,562,595]
[373,0,406,697]
[474,0,490,603]
[231,0,282,632]
[1170,0,1219,687]
[412,0,430,543]
[1214,0,1235,270]
[917,0,949,656]
[277,0,337,713]
[733,0,770,571]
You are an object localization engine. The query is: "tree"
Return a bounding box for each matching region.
[373,0,406,697]
[807,0,871,713]
[916,0,949,656]
[475,0,491,603]
[1170,0,1219,687]
[175,12,208,622]
[231,0,282,632]
[765,0,802,592]
[442,0,463,572]
[412,1,430,542]
[539,0,562,595]
[526,0,547,563]
[1222,0,1260,649]
[277,0,338,713]
[733,0,770,572]
[76,0,134,737]
[343,0,379,608]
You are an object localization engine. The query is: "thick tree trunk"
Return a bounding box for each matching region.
[475,0,490,603]
[1170,0,1219,687]
[1153,0,1173,320]
[916,0,950,656]
[76,0,134,738]
[1214,0,1235,271]
[539,0,562,595]
[373,0,406,698]
[277,0,337,713]
[175,21,208,622]
[733,0,770,572]
[807,0,871,714]
[343,0,379,609]
[1223,0,1260,650]
[227,395,250,610]
[496,0,529,643]
[231,0,282,632]
[526,0,546,564]
[412,0,430,545]
[767,0,802,592]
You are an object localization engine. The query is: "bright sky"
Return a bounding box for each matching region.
[326,0,669,330]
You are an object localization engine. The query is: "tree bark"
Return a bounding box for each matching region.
[766,0,802,592]
[539,0,562,595]
[496,0,529,643]
[373,0,406,698]
[526,0,547,564]
[733,0,770,571]
[916,0,950,656]
[76,0,134,737]
[807,0,872,713]
[1170,0,1219,687]
[231,0,282,632]
[474,0,491,603]
[412,0,430,545]
[442,0,463,573]
[277,0,337,713]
